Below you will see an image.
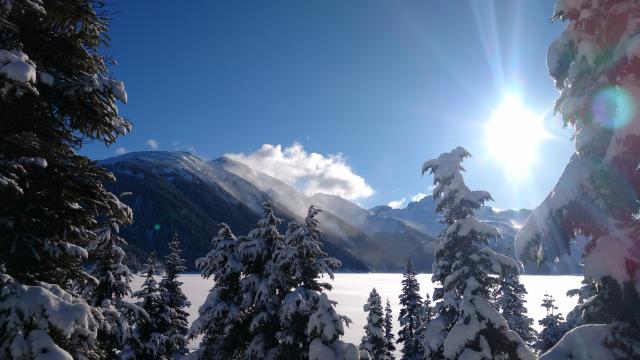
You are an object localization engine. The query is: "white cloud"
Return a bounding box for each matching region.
[388,198,406,209]
[146,138,159,150]
[411,192,427,202]
[115,147,127,155]
[226,143,374,201]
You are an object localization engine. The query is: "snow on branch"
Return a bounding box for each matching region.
[422,146,471,181]
[447,217,500,239]
[479,247,521,274]
[0,274,99,359]
[515,154,590,263]
[0,49,38,96]
[422,147,493,212]
[539,324,621,360]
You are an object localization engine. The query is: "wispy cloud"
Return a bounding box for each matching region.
[115,147,127,155]
[146,138,159,150]
[388,198,406,209]
[411,192,427,202]
[226,143,374,201]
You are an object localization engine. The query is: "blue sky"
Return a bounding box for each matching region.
[85,0,574,210]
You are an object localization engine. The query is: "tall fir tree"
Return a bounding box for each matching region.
[275,207,340,292]
[397,259,424,360]
[360,288,386,360]
[422,147,533,359]
[189,223,243,359]
[383,299,396,360]
[86,218,144,358]
[190,206,358,359]
[0,1,131,358]
[532,294,566,355]
[422,292,433,326]
[236,201,290,358]
[159,231,190,357]
[415,291,432,357]
[495,270,537,346]
[516,1,640,357]
[275,206,355,359]
[129,253,170,360]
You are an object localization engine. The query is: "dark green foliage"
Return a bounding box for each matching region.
[0,1,130,358]
[190,223,244,359]
[360,288,386,360]
[384,299,396,360]
[131,253,170,360]
[159,232,190,357]
[86,219,142,358]
[397,259,424,360]
[534,294,566,354]
[190,205,355,359]
[495,271,537,346]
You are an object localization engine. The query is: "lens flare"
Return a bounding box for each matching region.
[592,86,636,129]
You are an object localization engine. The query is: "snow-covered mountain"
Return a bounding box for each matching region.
[99,151,435,272]
[100,151,581,274]
[371,197,529,249]
[370,196,583,274]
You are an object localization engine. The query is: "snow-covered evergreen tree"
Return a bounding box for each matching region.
[190,205,358,359]
[189,223,243,359]
[396,259,423,360]
[422,147,534,360]
[422,292,433,327]
[515,1,640,358]
[383,299,396,360]
[275,206,355,359]
[159,232,190,357]
[532,294,566,355]
[0,1,131,358]
[415,291,432,358]
[130,253,170,360]
[307,293,360,360]
[87,219,145,358]
[495,270,536,346]
[360,288,386,360]
[277,206,342,292]
[564,279,597,331]
[236,201,290,358]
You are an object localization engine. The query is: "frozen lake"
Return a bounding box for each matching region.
[132,273,582,354]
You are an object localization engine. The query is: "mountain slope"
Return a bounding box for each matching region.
[311,193,435,271]
[99,151,435,272]
[370,196,583,274]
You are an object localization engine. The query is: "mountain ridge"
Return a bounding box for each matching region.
[100,151,581,274]
[370,196,583,274]
[99,151,435,272]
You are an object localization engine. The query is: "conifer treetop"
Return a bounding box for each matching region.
[422,147,492,217]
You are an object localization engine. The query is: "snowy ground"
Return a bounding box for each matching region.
[131,273,581,356]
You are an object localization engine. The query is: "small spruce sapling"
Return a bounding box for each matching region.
[383,299,396,360]
[360,288,386,360]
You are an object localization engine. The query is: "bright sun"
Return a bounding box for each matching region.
[485,95,547,177]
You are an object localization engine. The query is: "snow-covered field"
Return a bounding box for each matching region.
[131,273,581,355]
